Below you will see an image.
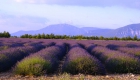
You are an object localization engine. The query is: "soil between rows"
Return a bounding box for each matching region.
[0,71,140,80]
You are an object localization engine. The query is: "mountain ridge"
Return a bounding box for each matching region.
[12,23,140,38]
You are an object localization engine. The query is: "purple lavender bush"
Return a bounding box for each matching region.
[0,41,25,51]
[118,47,140,57]
[106,44,120,50]
[62,45,105,75]
[126,44,139,48]
[14,43,66,76]
[0,43,46,72]
[91,46,140,73]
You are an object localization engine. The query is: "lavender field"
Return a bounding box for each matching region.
[0,38,140,76]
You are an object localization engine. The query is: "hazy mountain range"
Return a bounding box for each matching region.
[12,23,140,38]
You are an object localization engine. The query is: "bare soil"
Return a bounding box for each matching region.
[0,71,140,80]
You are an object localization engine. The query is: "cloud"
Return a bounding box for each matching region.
[0,13,48,33]
[15,0,22,3]
[1,3,140,32]
[1,1,140,33]
[13,0,140,9]
[14,0,47,4]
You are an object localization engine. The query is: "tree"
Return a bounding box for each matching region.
[0,31,11,38]
[45,34,49,39]
[28,35,32,38]
[50,33,55,39]
[41,33,46,39]
[77,35,83,40]
[37,34,41,39]
[133,35,138,40]
[99,36,104,40]
[113,36,120,40]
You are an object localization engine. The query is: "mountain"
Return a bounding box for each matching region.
[108,23,140,37]
[12,23,140,38]
[12,24,104,36]
[37,24,84,35]
[83,28,113,37]
[12,30,36,36]
[80,27,101,31]
[12,24,82,36]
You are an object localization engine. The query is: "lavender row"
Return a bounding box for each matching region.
[0,42,25,51]
[78,42,97,53]
[117,47,140,58]
[62,44,105,75]
[0,42,54,72]
[14,43,66,76]
[92,40,140,48]
[0,40,45,51]
[91,46,140,73]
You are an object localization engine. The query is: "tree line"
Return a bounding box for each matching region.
[0,31,139,41]
[20,33,139,41]
[0,31,11,38]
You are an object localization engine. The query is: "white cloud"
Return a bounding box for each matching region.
[0,1,140,32]
[14,0,47,4]
[15,0,22,3]
[0,13,48,33]
[13,0,140,9]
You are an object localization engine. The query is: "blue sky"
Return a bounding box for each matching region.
[0,0,140,33]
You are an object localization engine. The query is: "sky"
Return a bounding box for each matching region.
[0,0,140,33]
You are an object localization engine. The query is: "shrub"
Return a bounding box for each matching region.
[0,44,45,72]
[63,46,105,75]
[14,56,51,76]
[118,47,140,58]
[91,46,140,73]
[14,43,66,76]
[106,56,140,73]
[106,44,119,50]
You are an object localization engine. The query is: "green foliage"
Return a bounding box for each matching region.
[20,33,140,41]
[106,57,140,73]
[99,36,104,40]
[41,33,45,39]
[64,57,101,75]
[0,31,11,38]
[133,35,138,40]
[14,57,51,76]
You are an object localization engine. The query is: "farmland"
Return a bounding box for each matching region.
[1,38,140,79]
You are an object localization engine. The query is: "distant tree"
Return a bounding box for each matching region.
[25,34,29,38]
[113,36,120,40]
[19,33,139,41]
[28,35,32,38]
[20,35,25,38]
[32,34,37,39]
[0,31,11,38]
[7,32,11,38]
[45,34,49,39]
[37,34,41,39]
[121,37,125,40]
[77,35,83,40]
[3,31,10,38]
[0,33,2,37]
[133,35,138,40]
[41,33,46,39]
[95,36,99,40]
[126,36,132,40]
[49,33,55,39]
[99,36,104,40]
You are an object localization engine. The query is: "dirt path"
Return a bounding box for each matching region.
[0,72,140,80]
